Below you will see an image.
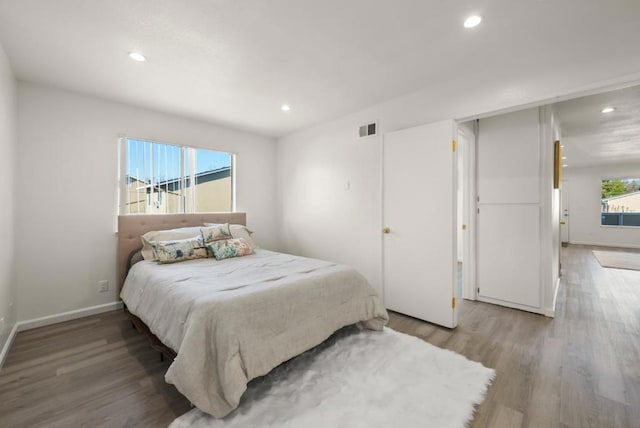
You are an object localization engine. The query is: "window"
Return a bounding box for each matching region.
[601,178,640,227]
[118,137,234,215]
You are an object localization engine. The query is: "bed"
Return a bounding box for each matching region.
[117,213,388,418]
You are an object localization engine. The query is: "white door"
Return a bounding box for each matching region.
[476,110,541,309]
[560,180,569,243]
[383,120,458,328]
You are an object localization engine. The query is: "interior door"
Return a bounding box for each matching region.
[383,120,458,328]
[560,180,569,243]
[476,110,541,309]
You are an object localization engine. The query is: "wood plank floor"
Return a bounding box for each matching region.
[1,244,638,427]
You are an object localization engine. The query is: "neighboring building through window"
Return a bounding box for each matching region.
[601,178,640,227]
[118,138,233,215]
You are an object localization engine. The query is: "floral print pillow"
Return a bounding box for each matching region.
[206,238,254,261]
[200,224,232,244]
[150,237,209,264]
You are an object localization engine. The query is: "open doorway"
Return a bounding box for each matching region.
[553,84,640,251]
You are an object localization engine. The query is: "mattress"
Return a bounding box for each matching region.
[120,249,388,417]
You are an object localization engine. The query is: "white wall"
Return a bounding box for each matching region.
[564,163,640,248]
[16,83,278,321]
[0,43,17,354]
[277,126,383,293]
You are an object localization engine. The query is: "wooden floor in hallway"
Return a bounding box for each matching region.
[0,244,638,427]
[390,244,640,427]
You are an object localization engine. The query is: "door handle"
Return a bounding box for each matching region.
[560,221,566,225]
[382,227,391,234]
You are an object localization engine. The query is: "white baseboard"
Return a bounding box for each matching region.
[476,296,545,316]
[569,240,640,250]
[544,277,561,318]
[16,301,123,333]
[0,322,19,369]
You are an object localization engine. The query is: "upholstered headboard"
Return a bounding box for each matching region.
[117,212,247,293]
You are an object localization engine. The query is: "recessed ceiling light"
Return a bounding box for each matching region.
[128,52,146,62]
[281,104,291,112]
[562,164,568,168]
[601,107,615,113]
[464,16,482,28]
[562,156,567,160]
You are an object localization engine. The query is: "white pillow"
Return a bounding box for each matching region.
[140,226,204,260]
[203,223,258,250]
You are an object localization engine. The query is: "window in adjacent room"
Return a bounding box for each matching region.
[118,137,234,215]
[601,178,640,227]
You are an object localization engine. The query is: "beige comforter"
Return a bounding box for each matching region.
[120,249,388,417]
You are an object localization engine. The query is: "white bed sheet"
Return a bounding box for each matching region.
[120,249,388,417]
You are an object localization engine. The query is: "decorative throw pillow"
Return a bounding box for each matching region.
[205,238,254,261]
[140,226,204,260]
[150,237,209,264]
[204,223,258,250]
[200,224,232,244]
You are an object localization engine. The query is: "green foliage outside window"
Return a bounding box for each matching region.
[602,179,639,199]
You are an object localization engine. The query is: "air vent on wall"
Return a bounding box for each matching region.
[358,122,377,138]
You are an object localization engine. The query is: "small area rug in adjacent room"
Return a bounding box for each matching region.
[170,326,495,428]
[593,250,640,271]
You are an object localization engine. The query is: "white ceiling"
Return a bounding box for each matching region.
[554,85,640,168]
[1,1,640,137]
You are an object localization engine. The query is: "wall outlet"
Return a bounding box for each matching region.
[98,280,109,292]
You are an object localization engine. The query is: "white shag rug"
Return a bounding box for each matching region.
[170,326,495,428]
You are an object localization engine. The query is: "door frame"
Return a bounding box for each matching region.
[560,179,570,244]
[458,124,478,301]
